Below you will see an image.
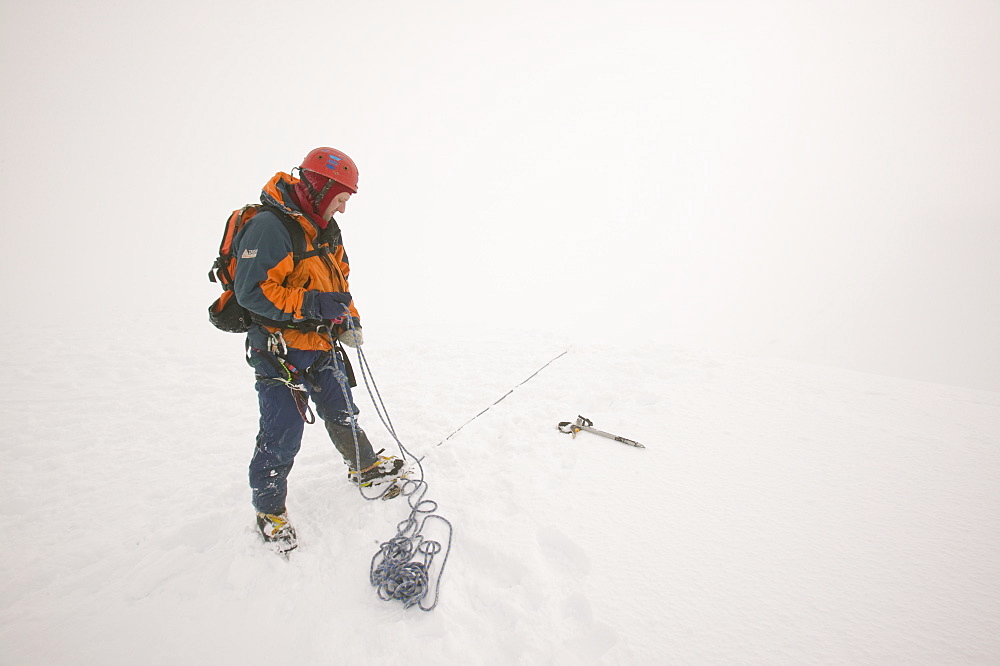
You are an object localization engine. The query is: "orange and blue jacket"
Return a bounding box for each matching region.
[233,172,360,351]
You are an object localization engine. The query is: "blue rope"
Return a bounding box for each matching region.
[369,486,453,610]
[326,318,453,610]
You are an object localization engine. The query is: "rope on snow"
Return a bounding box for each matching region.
[324,318,453,610]
[430,348,570,452]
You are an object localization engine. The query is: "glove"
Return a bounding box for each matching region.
[338,328,364,348]
[315,291,352,320]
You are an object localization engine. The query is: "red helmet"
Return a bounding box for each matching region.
[299,147,359,193]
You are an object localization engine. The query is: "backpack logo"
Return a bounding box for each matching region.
[241,248,258,259]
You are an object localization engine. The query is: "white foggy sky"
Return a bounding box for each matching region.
[1,0,998,390]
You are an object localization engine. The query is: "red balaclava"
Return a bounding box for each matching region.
[292,170,353,228]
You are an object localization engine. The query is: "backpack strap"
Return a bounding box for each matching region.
[260,204,308,263]
[260,205,337,263]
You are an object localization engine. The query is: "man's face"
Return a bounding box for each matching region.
[322,192,352,221]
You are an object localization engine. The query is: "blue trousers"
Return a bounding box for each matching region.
[248,344,377,515]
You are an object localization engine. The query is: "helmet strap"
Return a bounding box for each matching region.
[299,169,335,214]
[314,179,334,213]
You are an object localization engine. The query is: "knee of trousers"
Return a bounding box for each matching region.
[256,384,306,456]
[252,427,303,467]
[324,421,377,469]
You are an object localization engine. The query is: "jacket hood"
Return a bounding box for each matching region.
[260,171,300,213]
[259,172,318,232]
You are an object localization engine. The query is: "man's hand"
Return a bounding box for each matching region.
[315,291,352,320]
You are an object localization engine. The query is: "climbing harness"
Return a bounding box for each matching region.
[247,329,316,423]
[558,415,645,448]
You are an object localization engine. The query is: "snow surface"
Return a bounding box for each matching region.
[2,323,998,664]
[3,1,999,662]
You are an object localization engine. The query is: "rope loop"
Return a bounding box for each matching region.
[325,315,453,610]
[371,557,429,608]
[396,517,419,537]
[370,516,451,610]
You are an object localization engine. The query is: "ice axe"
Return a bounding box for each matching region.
[557,415,645,449]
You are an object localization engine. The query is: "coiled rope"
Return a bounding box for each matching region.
[323,319,453,611]
[369,479,452,610]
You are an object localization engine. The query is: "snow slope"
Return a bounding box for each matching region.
[1,323,998,664]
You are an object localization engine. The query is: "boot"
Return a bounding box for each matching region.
[256,510,298,555]
[348,455,406,488]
